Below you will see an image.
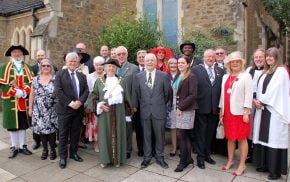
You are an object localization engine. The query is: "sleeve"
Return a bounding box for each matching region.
[85,79,100,113]
[54,71,73,106]
[243,73,253,109]
[78,74,89,104]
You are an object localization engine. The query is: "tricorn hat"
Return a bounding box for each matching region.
[102,58,121,68]
[180,40,196,53]
[5,45,29,57]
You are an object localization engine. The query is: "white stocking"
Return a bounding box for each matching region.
[18,130,26,149]
[9,131,19,148]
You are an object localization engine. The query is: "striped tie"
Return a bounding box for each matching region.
[207,67,214,85]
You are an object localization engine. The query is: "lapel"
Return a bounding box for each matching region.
[65,69,74,92]
[212,66,222,86]
[151,70,160,95]
[231,73,242,93]
[76,71,82,89]
[176,78,184,95]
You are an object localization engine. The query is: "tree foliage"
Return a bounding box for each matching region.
[262,0,290,32]
[96,11,162,63]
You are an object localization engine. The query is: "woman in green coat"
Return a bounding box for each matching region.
[86,59,132,167]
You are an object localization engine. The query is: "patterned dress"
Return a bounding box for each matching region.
[31,76,58,135]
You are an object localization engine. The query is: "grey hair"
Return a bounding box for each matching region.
[93,56,105,65]
[203,49,215,57]
[145,53,157,62]
[116,46,128,54]
[39,58,55,76]
[65,52,79,62]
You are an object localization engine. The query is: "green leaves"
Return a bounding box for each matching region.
[96,11,162,64]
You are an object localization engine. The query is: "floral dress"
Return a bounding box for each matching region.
[31,76,58,135]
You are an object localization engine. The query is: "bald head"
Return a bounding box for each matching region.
[36,49,46,63]
[76,42,87,53]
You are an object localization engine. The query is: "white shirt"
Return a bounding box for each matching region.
[204,63,215,80]
[139,65,145,72]
[12,59,23,75]
[146,69,156,88]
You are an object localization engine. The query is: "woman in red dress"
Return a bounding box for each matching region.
[219,51,253,176]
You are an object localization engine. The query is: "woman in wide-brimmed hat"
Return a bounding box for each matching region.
[219,51,253,176]
[150,46,173,73]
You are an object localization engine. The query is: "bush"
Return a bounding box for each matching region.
[185,26,236,58]
[96,11,163,64]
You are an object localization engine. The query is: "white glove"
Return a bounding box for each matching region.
[14,89,24,98]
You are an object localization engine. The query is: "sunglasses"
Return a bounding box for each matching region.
[42,65,51,68]
[216,52,224,55]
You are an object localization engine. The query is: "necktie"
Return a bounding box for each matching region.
[148,72,152,89]
[207,67,214,85]
[70,72,78,99]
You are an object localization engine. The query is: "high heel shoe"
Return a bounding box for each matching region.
[232,167,246,176]
[222,162,234,171]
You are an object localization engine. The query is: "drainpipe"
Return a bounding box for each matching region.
[32,8,39,29]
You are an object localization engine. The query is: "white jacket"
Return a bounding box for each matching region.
[219,72,253,115]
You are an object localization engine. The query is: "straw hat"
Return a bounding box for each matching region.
[224,51,246,65]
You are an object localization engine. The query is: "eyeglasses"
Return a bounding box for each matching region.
[216,52,224,55]
[117,52,126,56]
[42,65,51,68]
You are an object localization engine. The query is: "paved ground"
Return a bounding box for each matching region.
[0,115,289,182]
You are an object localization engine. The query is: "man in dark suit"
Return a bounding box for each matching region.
[192,49,225,169]
[116,46,139,159]
[31,49,58,150]
[135,53,171,169]
[31,49,58,76]
[54,52,89,169]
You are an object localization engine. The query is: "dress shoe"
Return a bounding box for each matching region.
[174,164,184,172]
[256,167,268,172]
[232,167,246,176]
[8,147,18,159]
[137,151,144,157]
[32,141,40,150]
[156,159,169,169]
[69,154,83,162]
[268,173,281,180]
[184,158,194,168]
[59,159,67,169]
[197,160,205,169]
[19,145,32,155]
[50,149,57,160]
[141,160,150,168]
[41,150,48,160]
[205,157,216,165]
[126,153,131,159]
[170,152,176,157]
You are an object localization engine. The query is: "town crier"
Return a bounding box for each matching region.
[0,45,34,158]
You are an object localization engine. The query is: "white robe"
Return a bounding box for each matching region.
[253,67,290,149]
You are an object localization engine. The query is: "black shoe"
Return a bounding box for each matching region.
[184,158,194,168]
[205,157,216,165]
[19,145,32,155]
[268,173,281,180]
[69,154,83,162]
[156,159,169,169]
[8,147,18,159]
[197,160,205,169]
[41,150,48,160]
[256,167,268,172]
[137,151,144,157]
[32,141,41,150]
[141,160,150,168]
[174,164,184,172]
[50,149,57,160]
[59,159,67,169]
[170,152,176,157]
[126,153,131,159]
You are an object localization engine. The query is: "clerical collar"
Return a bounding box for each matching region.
[255,66,264,70]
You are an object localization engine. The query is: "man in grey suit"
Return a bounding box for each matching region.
[135,53,171,169]
[116,46,139,159]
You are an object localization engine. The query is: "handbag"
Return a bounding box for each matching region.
[216,121,224,139]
